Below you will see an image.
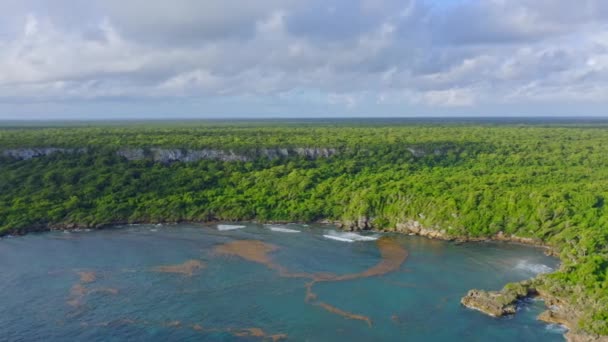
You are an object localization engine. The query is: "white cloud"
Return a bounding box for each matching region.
[0,0,608,116]
[420,88,476,107]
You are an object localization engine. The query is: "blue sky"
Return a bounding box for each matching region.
[0,0,607,119]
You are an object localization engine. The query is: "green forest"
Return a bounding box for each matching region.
[0,121,607,335]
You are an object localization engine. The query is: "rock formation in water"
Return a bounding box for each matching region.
[461,281,535,317]
[460,289,518,317]
[461,281,608,342]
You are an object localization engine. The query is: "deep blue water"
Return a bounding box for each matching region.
[0,223,564,341]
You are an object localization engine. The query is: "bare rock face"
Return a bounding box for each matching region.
[406,147,427,157]
[4,146,339,163]
[2,148,85,160]
[565,332,608,342]
[461,281,536,317]
[116,148,145,160]
[293,147,338,159]
[147,148,249,163]
[340,220,356,231]
[395,220,448,239]
[338,216,372,231]
[538,304,608,342]
[357,216,369,230]
[461,289,518,317]
[406,146,447,158]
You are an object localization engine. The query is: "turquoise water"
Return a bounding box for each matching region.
[0,223,564,341]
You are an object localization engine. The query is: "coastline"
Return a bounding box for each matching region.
[1,218,603,341]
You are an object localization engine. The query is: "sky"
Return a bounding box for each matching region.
[0,0,607,119]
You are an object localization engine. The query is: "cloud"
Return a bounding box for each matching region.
[0,0,607,117]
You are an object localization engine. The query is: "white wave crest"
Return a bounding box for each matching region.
[269,226,301,233]
[217,224,246,231]
[545,324,568,334]
[515,260,553,274]
[323,231,379,243]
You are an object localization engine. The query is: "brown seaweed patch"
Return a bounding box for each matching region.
[214,238,407,328]
[187,322,288,340]
[229,327,287,341]
[305,281,317,302]
[214,240,280,267]
[214,240,333,280]
[332,237,408,281]
[89,288,120,295]
[78,271,96,283]
[305,280,373,327]
[67,284,87,307]
[80,316,286,341]
[303,238,407,326]
[81,318,138,328]
[164,320,182,328]
[270,334,289,342]
[153,260,205,276]
[67,270,120,308]
[66,298,81,307]
[315,302,373,327]
[70,283,87,297]
[234,327,265,337]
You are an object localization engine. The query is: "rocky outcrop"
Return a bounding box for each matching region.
[406,147,427,157]
[395,220,449,239]
[461,289,518,317]
[117,148,250,163]
[406,146,447,158]
[461,281,536,317]
[292,147,337,158]
[336,216,371,231]
[538,309,571,327]
[494,231,545,246]
[115,148,146,160]
[3,147,339,163]
[539,309,608,342]
[461,281,608,342]
[1,148,86,160]
[537,293,608,342]
[565,331,608,342]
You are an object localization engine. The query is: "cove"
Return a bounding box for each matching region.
[0,223,562,341]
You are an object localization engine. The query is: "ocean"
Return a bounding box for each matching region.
[0,223,563,341]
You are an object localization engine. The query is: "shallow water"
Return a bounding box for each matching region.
[0,223,563,341]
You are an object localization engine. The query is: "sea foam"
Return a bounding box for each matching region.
[268,226,301,233]
[323,231,379,243]
[217,224,246,231]
[515,260,553,274]
[545,324,568,334]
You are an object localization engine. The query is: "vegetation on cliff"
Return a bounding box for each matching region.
[0,121,607,335]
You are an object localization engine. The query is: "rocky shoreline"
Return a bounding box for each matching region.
[459,283,607,342]
[332,216,608,341]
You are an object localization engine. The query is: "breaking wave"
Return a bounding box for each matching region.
[217,224,246,231]
[545,324,568,334]
[323,231,379,243]
[268,226,301,233]
[515,260,553,274]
